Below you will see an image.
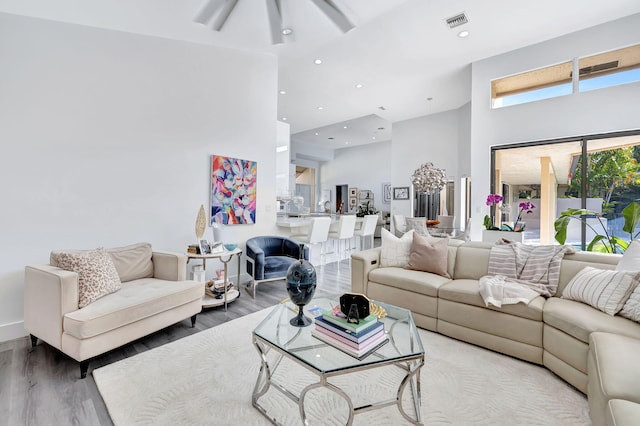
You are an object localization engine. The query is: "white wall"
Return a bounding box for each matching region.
[470,13,640,240]
[0,13,278,342]
[392,109,461,223]
[275,121,290,195]
[319,141,392,213]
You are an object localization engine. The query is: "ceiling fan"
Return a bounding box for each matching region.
[193,0,355,44]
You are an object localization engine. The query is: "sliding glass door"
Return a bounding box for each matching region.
[492,131,640,250]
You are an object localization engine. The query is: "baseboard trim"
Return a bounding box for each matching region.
[0,320,27,343]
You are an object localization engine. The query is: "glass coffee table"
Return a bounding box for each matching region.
[252,296,424,425]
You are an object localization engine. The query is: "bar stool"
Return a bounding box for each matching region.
[353,214,379,250]
[290,217,331,264]
[327,215,357,260]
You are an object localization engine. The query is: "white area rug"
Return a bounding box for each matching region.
[94,308,590,425]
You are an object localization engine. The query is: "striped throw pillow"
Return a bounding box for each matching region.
[561,266,640,315]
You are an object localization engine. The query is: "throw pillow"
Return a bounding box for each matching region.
[616,240,640,272]
[380,228,414,268]
[561,266,640,316]
[107,242,154,282]
[56,248,122,308]
[405,232,450,278]
[620,286,640,323]
[614,241,640,322]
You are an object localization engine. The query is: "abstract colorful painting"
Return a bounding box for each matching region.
[211,155,257,225]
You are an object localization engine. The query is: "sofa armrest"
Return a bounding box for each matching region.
[350,247,382,295]
[152,251,187,281]
[24,265,80,349]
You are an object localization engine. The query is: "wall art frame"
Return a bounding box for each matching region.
[382,182,392,204]
[393,186,410,200]
[211,154,257,225]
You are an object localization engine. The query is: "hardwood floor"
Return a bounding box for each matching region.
[0,257,356,426]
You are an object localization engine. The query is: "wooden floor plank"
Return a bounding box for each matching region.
[0,347,13,421]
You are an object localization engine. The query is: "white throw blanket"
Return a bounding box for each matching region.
[479,239,576,308]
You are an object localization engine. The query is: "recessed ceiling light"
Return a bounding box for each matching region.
[372,136,376,140]
[281,117,287,121]
[345,141,349,145]
[281,28,293,35]
[314,132,319,136]
[458,30,470,38]
[317,106,323,110]
[355,83,363,89]
[279,90,286,95]
[343,126,348,129]
[314,59,323,65]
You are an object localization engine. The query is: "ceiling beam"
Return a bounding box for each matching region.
[266,0,283,45]
[193,0,224,25]
[308,0,355,33]
[212,0,240,31]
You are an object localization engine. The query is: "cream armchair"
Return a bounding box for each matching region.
[24,243,203,378]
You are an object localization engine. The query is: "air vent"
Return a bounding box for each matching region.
[580,60,619,76]
[446,12,468,29]
[570,61,619,78]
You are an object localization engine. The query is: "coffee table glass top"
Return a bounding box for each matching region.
[253,296,423,374]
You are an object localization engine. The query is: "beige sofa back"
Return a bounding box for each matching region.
[50,242,154,283]
[557,251,620,294]
[452,241,492,280]
[451,241,622,294]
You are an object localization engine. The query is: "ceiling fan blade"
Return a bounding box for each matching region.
[266,0,283,44]
[193,0,225,25]
[212,0,240,31]
[308,0,355,33]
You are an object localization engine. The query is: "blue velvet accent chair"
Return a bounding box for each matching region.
[245,236,309,298]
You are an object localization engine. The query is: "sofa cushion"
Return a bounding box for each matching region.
[105,242,154,282]
[405,233,450,278]
[63,277,203,339]
[380,228,414,267]
[264,256,297,279]
[439,279,545,321]
[557,251,619,295]
[544,297,640,344]
[51,242,154,283]
[616,240,640,272]
[561,267,639,315]
[56,248,122,308]
[607,399,640,426]
[616,241,640,323]
[588,332,640,426]
[452,242,492,280]
[368,266,450,297]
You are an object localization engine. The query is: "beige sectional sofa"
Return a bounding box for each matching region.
[351,240,640,425]
[24,243,204,378]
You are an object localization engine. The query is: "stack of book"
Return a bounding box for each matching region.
[312,310,388,359]
[187,244,201,254]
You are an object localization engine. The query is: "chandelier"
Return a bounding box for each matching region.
[194,0,355,45]
[411,162,447,193]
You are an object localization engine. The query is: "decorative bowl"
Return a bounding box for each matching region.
[224,243,238,251]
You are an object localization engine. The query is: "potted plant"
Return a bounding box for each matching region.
[482,194,526,243]
[554,201,640,253]
[356,201,378,218]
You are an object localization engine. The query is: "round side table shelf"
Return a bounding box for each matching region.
[186,248,242,311]
[202,288,240,308]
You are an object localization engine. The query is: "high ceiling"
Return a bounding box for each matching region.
[2,0,639,148]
